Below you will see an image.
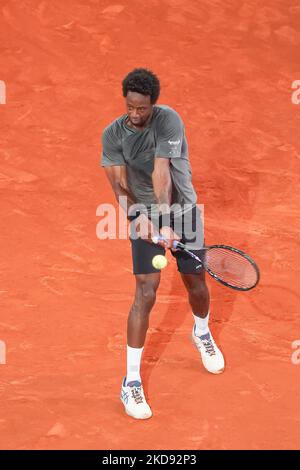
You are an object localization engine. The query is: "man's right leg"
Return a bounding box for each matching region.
[121,229,165,419]
[121,273,160,420]
[126,273,160,381]
[126,236,164,378]
[127,273,161,349]
[118,208,165,418]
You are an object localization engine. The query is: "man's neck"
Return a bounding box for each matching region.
[126,108,154,131]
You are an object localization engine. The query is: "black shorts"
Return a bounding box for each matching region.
[129,206,205,275]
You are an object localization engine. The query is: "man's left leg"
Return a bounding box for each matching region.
[180,271,225,374]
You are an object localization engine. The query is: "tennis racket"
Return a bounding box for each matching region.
[152,235,260,291]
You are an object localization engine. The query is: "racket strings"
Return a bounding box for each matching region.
[204,248,258,289]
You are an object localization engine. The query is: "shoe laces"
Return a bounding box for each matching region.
[131,386,144,404]
[201,337,216,356]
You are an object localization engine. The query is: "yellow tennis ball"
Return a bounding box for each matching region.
[152,255,168,270]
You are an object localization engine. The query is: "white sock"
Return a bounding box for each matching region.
[193,311,210,337]
[126,345,143,385]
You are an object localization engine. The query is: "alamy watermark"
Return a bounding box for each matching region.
[291,80,300,105]
[0,80,6,104]
[96,197,204,249]
[291,340,300,365]
[0,340,6,365]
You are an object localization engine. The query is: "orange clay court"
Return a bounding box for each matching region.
[0,0,300,450]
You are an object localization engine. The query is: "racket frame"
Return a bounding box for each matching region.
[176,243,260,291]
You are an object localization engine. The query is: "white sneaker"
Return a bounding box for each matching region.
[192,326,225,374]
[120,378,152,420]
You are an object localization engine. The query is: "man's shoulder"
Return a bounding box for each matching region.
[102,115,125,140]
[154,104,183,124]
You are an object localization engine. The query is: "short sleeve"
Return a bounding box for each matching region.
[101,125,126,167]
[154,109,184,159]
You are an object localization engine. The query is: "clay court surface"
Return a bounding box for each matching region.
[0,0,300,450]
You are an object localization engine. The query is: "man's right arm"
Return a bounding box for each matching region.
[104,165,135,214]
[104,166,157,241]
[101,127,157,239]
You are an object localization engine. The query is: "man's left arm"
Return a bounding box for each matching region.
[152,109,184,248]
[152,158,180,249]
[152,157,172,208]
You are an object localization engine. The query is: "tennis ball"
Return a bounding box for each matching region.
[152,255,168,270]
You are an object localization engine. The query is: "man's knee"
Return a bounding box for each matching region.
[138,282,157,305]
[135,275,160,308]
[189,283,207,298]
[184,276,207,299]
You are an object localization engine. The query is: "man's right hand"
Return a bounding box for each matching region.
[131,213,158,242]
[158,226,181,250]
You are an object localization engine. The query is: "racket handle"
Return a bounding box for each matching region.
[151,234,165,244]
[172,240,186,250]
[151,235,185,250]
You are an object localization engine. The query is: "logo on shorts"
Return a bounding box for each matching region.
[168,139,180,145]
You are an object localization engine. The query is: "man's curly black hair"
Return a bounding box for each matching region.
[122,68,160,104]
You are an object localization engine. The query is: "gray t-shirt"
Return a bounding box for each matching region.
[101,105,197,215]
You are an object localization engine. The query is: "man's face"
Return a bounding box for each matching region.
[125,91,153,128]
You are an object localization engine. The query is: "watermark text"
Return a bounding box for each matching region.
[0,340,6,364]
[0,80,6,104]
[291,80,300,104]
[291,340,300,365]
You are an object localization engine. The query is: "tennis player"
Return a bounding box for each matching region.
[101,68,224,419]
